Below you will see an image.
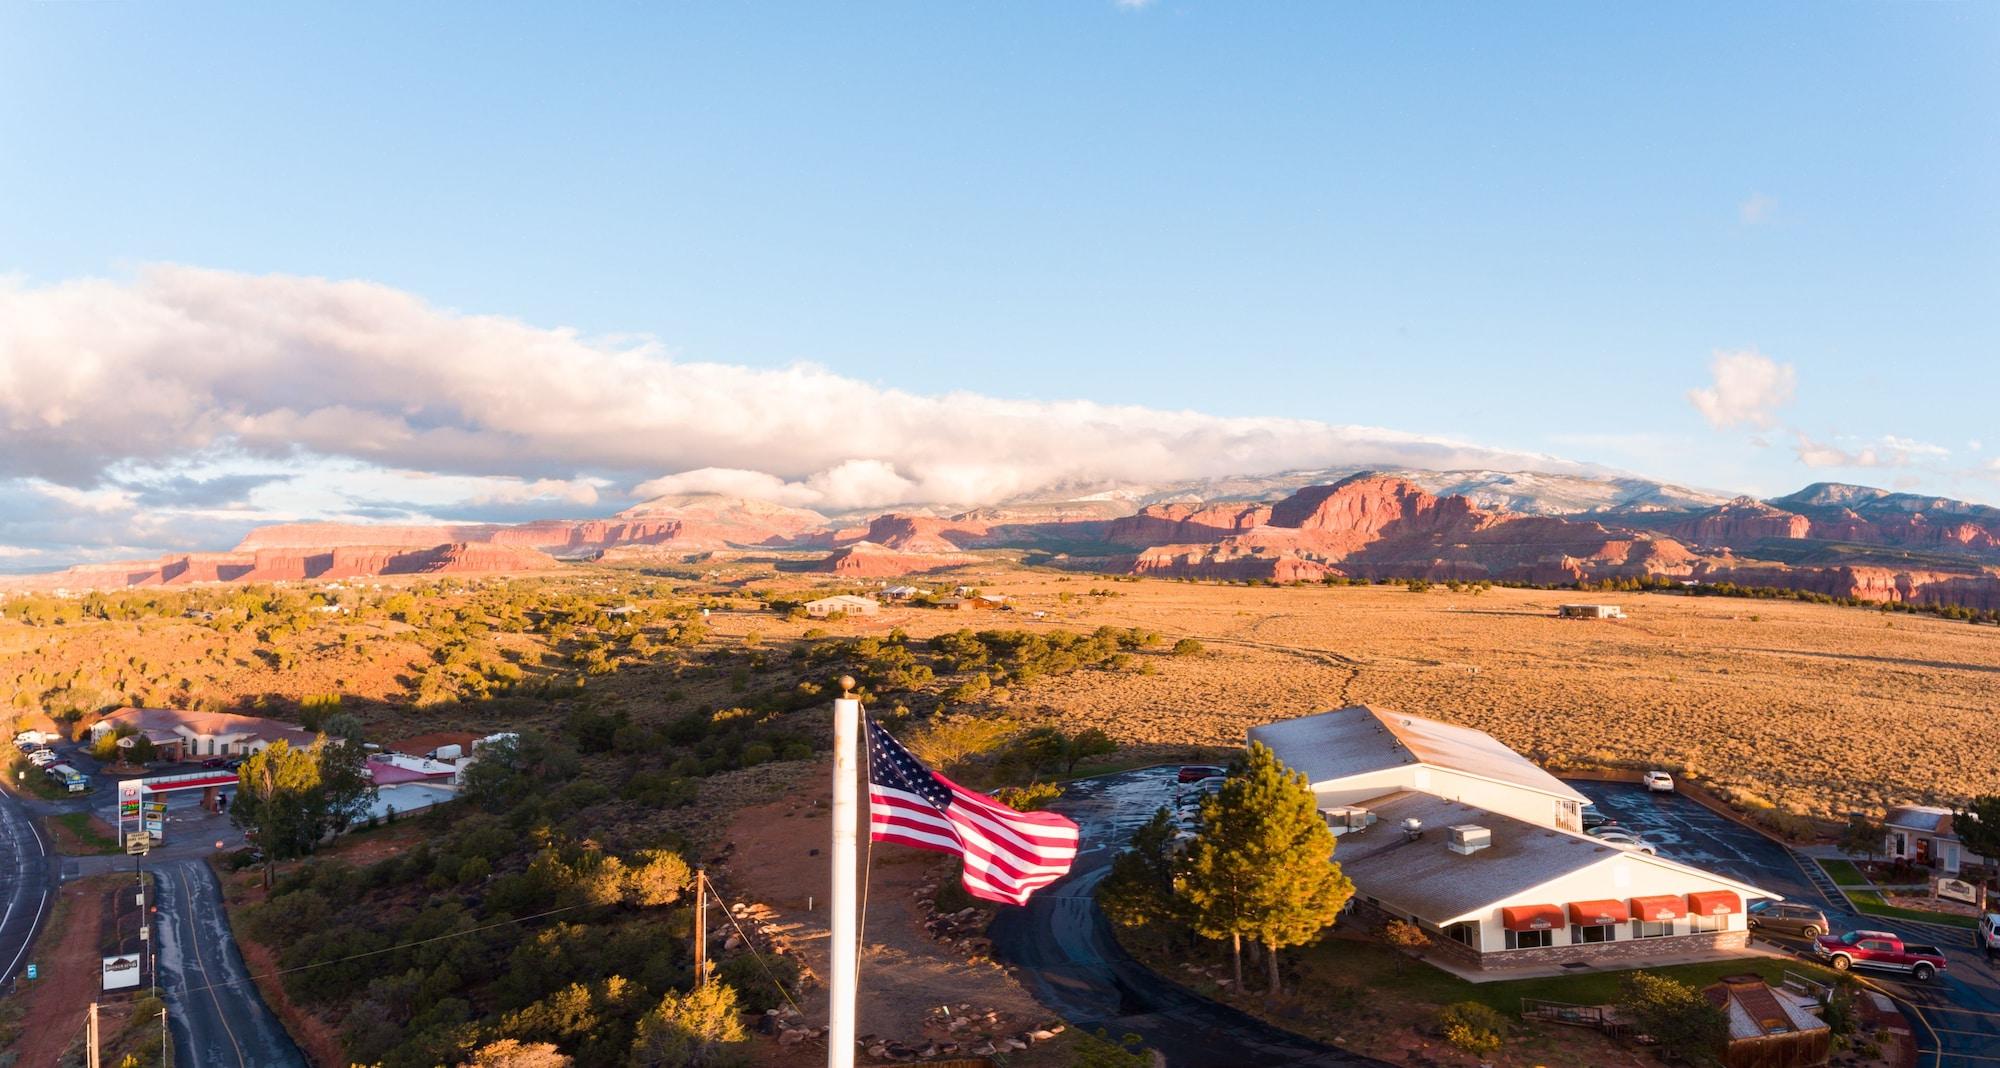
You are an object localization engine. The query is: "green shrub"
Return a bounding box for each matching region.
[1436,1001,1507,1055]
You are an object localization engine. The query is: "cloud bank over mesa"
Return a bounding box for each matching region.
[0,265,1604,564]
[0,266,1593,500]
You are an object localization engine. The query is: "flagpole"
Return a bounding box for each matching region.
[828,677,860,1068]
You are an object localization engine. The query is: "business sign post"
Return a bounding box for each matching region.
[102,954,142,991]
[142,800,168,840]
[118,780,142,847]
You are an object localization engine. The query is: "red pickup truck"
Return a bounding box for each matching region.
[1812,930,1948,981]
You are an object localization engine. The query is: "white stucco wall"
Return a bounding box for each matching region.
[1368,847,1767,953]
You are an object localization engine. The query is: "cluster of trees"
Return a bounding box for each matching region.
[242,729,783,1068]
[1100,743,1353,995]
[231,737,377,886]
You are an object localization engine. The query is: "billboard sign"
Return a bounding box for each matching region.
[102,954,142,991]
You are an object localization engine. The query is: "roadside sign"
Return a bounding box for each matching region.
[24,964,35,980]
[102,954,141,991]
[126,833,153,855]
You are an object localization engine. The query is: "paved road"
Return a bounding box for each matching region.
[1575,781,2000,1068]
[0,784,56,989]
[989,766,1389,1067]
[152,857,308,1068]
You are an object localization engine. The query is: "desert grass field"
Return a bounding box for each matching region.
[707,572,2000,821]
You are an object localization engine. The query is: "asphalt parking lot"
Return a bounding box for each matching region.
[1571,780,2000,1066]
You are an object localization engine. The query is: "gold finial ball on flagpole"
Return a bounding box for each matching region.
[839,675,856,697]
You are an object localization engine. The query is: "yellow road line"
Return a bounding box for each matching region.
[177,866,248,1068]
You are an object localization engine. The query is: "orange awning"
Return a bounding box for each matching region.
[1630,895,1686,921]
[1501,904,1565,931]
[1568,899,1630,925]
[1687,890,1741,916]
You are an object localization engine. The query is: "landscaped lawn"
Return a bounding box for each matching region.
[1817,858,1870,887]
[1846,889,1979,929]
[1287,937,1844,1017]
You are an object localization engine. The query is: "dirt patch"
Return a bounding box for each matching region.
[8,874,118,1065]
[43,811,123,855]
[718,794,1058,1059]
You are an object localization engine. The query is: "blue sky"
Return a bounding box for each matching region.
[0,3,1995,566]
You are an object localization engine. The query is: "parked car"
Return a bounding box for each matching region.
[1177,765,1226,785]
[1580,810,1619,831]
[28,750,58,767]
[201,757,230,768]
[1812,930,1947,981]
[1642,770,1675,793]
[1747,900,1829,939]
[1976,913,2000,955]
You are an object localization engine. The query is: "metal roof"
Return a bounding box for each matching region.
[1333,791,1778,924]
[1249,705,1590,804]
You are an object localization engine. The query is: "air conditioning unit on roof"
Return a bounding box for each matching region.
[1447,824,1491,855]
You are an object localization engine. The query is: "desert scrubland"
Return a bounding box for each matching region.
[707,574,2000,821]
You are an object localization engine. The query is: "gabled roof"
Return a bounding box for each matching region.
[1248,706,1590,804]
[1335,792,1778,924]
[1704,977,1828,1041]
[1335,792,1619,922]
[1884,805,1955,836]
[96,707,318,749]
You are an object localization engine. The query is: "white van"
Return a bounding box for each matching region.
[1977,913,2000,955]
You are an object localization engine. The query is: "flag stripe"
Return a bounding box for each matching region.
[864,717,1079,906]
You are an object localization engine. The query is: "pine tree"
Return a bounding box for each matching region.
[1180,742,1354,995]
[1954,796,2000,889]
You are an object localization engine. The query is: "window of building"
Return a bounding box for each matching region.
[1444,922,1478,948]
[1631,919,1674,939]
[1570,923,1615,944]
[1690,914,1726,933]
[1504,929,1552,950]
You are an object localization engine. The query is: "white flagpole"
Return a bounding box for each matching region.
[828,677,861,1068]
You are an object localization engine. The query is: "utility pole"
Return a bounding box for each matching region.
[87,1001,100,1068]
[692,864,707,987]
[828,677,861,1068]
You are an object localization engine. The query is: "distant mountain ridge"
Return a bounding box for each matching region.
[4,472,1998,610]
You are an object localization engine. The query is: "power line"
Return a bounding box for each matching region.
[156,904,582,1000]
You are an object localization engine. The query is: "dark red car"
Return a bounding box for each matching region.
[1177,765,1226,784]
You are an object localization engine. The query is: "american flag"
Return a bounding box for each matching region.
[866,717,1080,905]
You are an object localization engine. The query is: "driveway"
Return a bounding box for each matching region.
[151,857,308,1068]
[988,766,1389,1067]
[1573,781,2000,1067]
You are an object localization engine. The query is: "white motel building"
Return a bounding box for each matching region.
[1251,706,1779,972]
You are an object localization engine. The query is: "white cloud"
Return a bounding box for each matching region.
[1739,193,1776,225]
[1688,349,1796,429]
[0,265,1603,526]
[1114,0,1156,8]
[1792,433,1951,470]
